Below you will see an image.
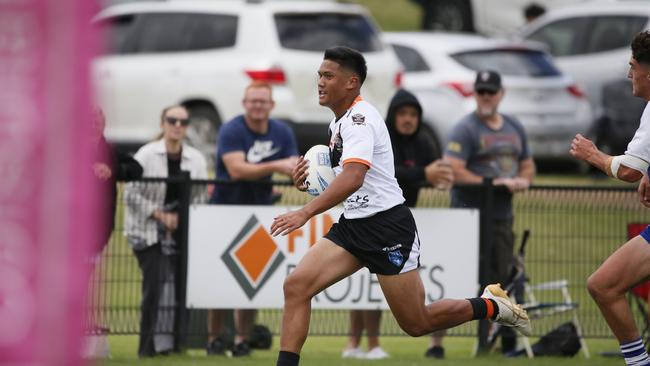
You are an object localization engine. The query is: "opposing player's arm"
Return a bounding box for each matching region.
[569,134,646,182]
[444,154,483,184]
[222,151,295,180]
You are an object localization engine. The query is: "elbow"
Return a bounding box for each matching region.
[619,169,643,183]
[227,169,244,181]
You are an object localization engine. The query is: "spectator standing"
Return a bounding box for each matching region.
[207,81,298,357]
[387,88,454,359]
[84,107,142,359]
[444,70,535,353]
[124,105,208,358]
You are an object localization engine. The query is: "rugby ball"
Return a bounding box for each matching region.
[304,144,335,197]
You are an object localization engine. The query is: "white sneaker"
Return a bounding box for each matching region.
[364,347,389,360]
[481,283,532,336]
[341,347,364,359]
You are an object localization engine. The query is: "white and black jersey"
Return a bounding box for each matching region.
[328,96,405,219]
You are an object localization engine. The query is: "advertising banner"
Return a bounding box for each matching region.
[188,205,479,309]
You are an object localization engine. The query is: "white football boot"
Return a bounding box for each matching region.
[481,283,532,336]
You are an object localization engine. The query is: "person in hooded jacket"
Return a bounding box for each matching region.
[341,89,454,360]
[386,89,454,206]
[388,89,454,358]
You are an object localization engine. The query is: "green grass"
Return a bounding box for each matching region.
[100,335,621,365]
[354,0,421,31]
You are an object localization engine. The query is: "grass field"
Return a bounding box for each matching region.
[100,335,622,366]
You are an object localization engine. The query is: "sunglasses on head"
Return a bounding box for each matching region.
[475,89,497,96]
[165,116,190,126]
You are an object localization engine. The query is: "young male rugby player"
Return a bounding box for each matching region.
[570,30,650,366]
[270,46,531,366]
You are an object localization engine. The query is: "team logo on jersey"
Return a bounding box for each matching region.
[387,249,404,267]
[351,113,366,125]
[221,215,285,299]
[329,127,343,167]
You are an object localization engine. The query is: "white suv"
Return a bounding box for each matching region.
[93,0,402,160]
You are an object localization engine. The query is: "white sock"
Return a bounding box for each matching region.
[621,338,650,366]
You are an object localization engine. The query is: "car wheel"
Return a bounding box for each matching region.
[424,0,474,32]
[185,104,221,170]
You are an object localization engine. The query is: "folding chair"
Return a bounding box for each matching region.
[484,230,589,358]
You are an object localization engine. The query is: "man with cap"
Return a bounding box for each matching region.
[443,70,536,353]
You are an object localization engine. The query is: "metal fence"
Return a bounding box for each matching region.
[87,177,650,346]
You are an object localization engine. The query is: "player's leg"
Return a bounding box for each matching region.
[377,270,473,336]
[279,238,363,355]
[587,235,650,341]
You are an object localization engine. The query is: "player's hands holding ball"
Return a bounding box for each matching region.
[292,155,309,191]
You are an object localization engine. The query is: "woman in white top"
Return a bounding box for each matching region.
[124,105,208,357]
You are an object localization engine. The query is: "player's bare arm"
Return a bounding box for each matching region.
[570,133,645,182]
[639,174,650,208]
[270,162,367,236]
[223,151,297,180]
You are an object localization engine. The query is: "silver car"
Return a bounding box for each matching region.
[521,1,650,118]
[385,32,592,160]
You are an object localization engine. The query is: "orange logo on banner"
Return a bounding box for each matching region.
[222,215,285,299]
[234,226,278,283]
[287,213,334,252]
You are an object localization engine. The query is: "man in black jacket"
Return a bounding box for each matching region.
[386,89,453,206]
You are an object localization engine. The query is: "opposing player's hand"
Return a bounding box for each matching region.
[292,155,309,191]
[638,174,650,208]
[569,134,598,162]
[271,209,309,236]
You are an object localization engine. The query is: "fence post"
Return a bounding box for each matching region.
[477,177,494,353]
[175,171,192,351]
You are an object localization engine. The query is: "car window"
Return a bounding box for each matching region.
[97,14,137,54]
[100,13,237,54]
[585,16,648,53]
[391,44,430,72]
[526,17,589,56]
[275,13,382,52]
[451,49,561,77]
[184,14,238,51]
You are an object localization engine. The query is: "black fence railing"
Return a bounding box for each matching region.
[88,178,650,346]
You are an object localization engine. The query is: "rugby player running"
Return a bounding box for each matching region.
[270,46,531,366]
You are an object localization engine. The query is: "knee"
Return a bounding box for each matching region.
[400,323,429,337]
[587,271,618,303]
[282,272,310,303]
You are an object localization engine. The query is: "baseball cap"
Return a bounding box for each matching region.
[474,70,502,92]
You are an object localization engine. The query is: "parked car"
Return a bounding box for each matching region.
[92,0,402,161]
[520,1,650,119]
[409,0,592,36]
[385,32,592,160]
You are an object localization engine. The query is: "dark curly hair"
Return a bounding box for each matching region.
[631,30,650,65]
